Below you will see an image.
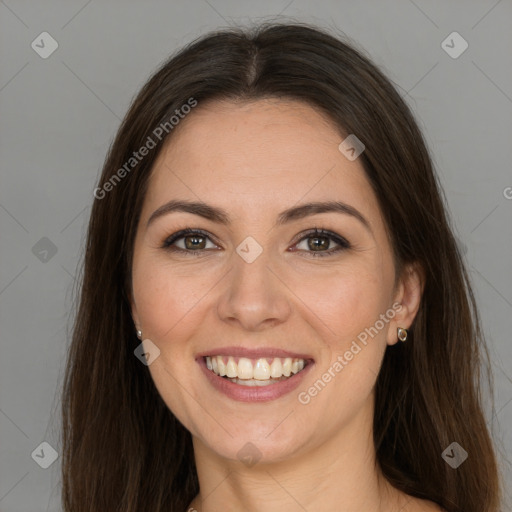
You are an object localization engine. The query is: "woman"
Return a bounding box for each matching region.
[61,23,502,512]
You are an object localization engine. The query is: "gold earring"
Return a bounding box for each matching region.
[397,327,408,342]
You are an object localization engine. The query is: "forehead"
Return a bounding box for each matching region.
[142,98,381,231]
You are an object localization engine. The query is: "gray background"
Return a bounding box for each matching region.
[1,1,511,510]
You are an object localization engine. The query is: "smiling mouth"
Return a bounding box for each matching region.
[204,355,310,387]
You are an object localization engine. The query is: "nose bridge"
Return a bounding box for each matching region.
[234,239,272,287]
[231,238,276,302]
[216,236,291,329]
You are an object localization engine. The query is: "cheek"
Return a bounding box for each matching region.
[296,268,389,420]
[131,260,208,416]
[290,264,387,346]
[132,258,208,340]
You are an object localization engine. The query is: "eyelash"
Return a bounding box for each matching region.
[161,227,351,258]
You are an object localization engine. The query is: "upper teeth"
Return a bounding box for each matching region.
[205,355,305,380]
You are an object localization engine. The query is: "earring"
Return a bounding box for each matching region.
[136,329,142,340]
[397,327,408,342]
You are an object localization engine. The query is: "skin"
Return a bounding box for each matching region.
[130,98,440,512]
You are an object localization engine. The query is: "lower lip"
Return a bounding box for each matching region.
[197,357,314,402]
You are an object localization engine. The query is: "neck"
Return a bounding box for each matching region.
[188,399,403,512]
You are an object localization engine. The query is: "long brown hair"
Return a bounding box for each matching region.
[61,22,502,511]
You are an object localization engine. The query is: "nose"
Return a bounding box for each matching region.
[216,245,292,331]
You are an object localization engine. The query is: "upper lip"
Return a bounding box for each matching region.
[196,346,314,361]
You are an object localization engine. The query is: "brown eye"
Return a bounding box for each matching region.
[161,227,350,258]
[162,228,218,255]
[307,235,330,251]
[183,233,207,250]
[293,228,350,258]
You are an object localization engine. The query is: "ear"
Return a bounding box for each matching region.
[386,261,425,346]
[128,286,141,332]
[132,307,140,332]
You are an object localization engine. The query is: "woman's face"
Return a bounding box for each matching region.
[130,98,418,465]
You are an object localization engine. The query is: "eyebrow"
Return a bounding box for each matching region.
[146,199,373,235]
